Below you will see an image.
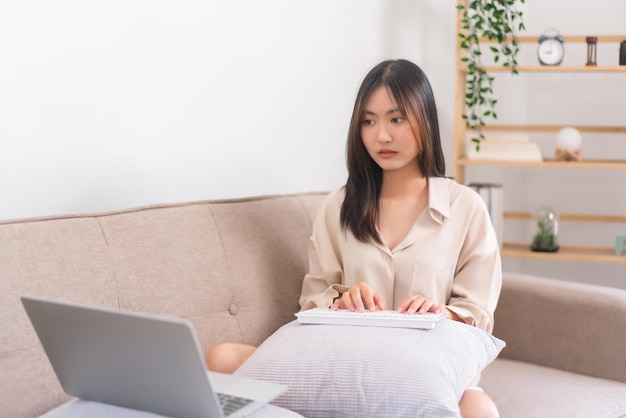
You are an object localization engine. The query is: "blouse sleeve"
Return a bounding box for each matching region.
[299,191,349,311]
[446,198,502,333]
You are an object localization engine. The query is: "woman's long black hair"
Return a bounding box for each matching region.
[340,59,446,244]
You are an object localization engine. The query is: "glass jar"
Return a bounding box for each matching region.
[530,207,560,252]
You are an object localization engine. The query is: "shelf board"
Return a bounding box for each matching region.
[504,212,626,224]
[479,35,626,44]
[458,158,626,169]
[470,65,626,73]
[502,243,626,263]
[481,125,626,134]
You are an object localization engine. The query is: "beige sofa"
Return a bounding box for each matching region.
[2,192,626,418]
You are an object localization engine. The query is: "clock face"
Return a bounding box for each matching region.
[538,39,564,65]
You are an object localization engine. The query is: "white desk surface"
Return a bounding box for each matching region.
[41,399,304,418]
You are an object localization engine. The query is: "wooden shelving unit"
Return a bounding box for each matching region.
[453,1,626,263]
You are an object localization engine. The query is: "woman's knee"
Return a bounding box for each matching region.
[458,389,499,418]
[205,343,255,374]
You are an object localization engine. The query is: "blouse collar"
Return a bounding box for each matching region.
[427,177,452,225]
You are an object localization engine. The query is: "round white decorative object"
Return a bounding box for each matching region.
[555,127,582,152]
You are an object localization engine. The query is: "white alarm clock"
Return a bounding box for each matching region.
[538,29,565,66]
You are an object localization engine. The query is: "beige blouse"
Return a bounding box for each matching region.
[299,177,502,333]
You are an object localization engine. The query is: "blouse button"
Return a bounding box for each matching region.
[228,304,239,315]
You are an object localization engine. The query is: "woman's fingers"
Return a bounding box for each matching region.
[408,295,428,313]
[358,283,379,311]
[339,291,356,311]
[336,290,441,314]
[398,295,441,314]
[333,282,385,312]
[373,293,385,311]
[349,286,365,311]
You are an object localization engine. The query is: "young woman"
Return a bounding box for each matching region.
[207,59,502,418]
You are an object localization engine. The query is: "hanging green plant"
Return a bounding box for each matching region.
[457,0,526,151]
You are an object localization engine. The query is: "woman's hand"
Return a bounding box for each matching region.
[397,294,445,315]
[333,282,385,312]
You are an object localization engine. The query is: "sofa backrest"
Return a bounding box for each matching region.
[493,272,626,384]
[0,192,328,417]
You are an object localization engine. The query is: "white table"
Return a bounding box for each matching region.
[41,399,304,418]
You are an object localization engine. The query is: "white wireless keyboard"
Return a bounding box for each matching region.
[295,308,446,330]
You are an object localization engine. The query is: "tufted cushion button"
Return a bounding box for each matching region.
[228,304,238,315]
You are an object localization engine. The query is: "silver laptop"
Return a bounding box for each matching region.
[21,296,287,418]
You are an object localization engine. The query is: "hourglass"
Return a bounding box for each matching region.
[586,36,597,66]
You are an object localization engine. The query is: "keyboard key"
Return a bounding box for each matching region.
[217,392,254,416]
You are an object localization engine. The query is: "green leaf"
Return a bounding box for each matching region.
[460,0,524,152]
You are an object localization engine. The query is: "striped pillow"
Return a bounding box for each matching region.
[236,319,505,418]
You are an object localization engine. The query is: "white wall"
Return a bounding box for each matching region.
[1,1,624,286]
[0,0,455,219]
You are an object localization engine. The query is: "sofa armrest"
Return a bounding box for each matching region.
[494,272,626,383]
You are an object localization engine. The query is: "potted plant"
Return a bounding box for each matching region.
[531,208,560,252]
[457,0,526,150]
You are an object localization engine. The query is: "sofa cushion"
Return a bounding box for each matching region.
[482,358,626,418]
[236,319,505,418]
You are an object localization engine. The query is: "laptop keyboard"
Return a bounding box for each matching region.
[218,392,254,416]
